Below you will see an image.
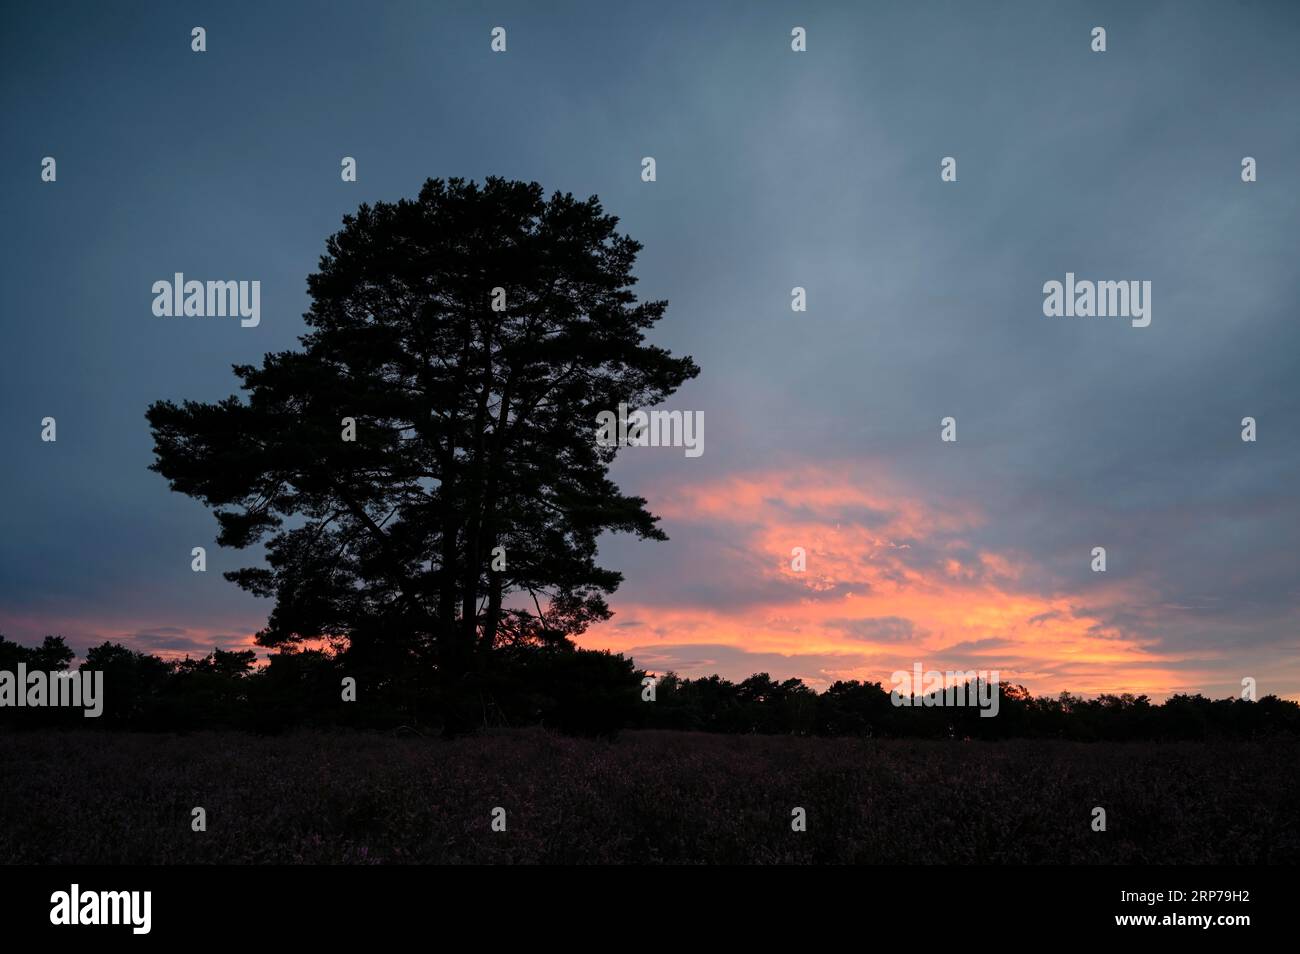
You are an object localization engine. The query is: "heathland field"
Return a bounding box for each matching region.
[1,730,1294,864]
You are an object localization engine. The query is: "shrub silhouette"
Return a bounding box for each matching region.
[4,641,1297,739]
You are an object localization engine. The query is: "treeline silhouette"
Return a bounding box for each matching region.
[3,633,1297,740]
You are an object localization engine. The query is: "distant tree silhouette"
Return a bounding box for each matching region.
[0,634,73,672]
[3,632,1297,738]
[80,641,171,728]
[146,177,698,732]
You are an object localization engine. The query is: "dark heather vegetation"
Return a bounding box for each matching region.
[1,728,1295,864]
[3,634,1297,740]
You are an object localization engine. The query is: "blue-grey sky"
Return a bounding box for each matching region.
[3,1,1298,698]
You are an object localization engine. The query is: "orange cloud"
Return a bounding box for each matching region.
[582,463,1241,698]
